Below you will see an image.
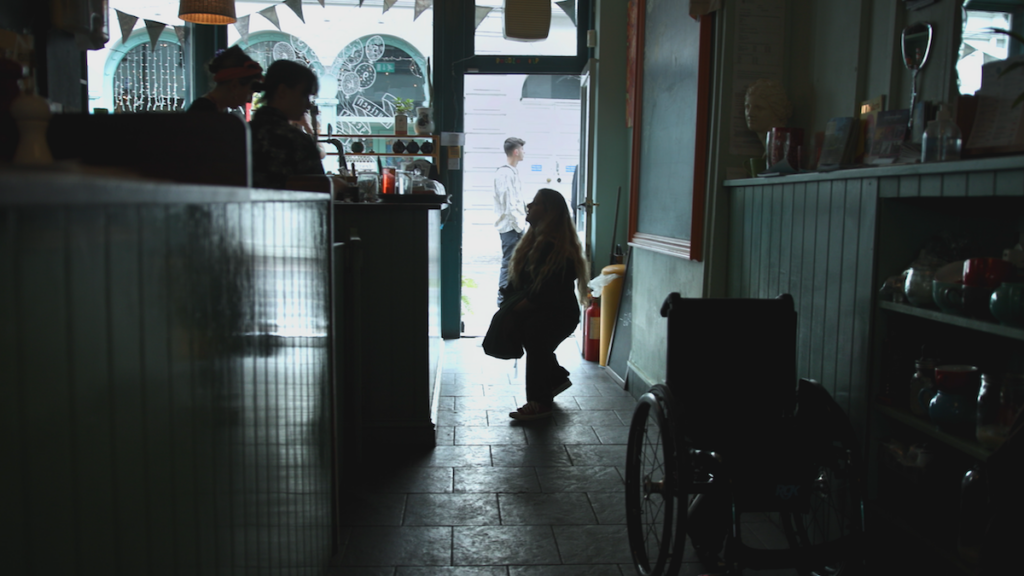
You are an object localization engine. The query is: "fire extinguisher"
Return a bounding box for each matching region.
[583,296,601,362]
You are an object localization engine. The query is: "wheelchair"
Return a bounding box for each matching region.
[625,293,865,576]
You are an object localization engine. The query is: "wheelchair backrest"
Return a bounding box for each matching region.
[662,293,798,449]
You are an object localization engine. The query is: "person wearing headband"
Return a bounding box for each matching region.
[188,46,264,113]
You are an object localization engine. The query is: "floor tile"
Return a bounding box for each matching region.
[594,383,631,397]
[535,466,623,493]
[454,467,541,494]
[369,466,454,494]
[404,493,500,526]
[552,410,626,427]
[552,524,633,564]
[453,525,560,566]
[437,426,456,446]
[411,445,492,467]
[592,426,630,445]
[440,382,485,397]
[340,493,406,526]
[437,409,490,427]
[335,567,396,576]
[436,396,456,411]
[491,445,571,467]
[498,492,597,525]
[455,426,528,446]
[523,425,600,445]
[573,396,639,411]
[556,382,603,396]
[565,444,627,467]
[340,526,452,566]
[511,566,622,576]
[587,492,626,524]
[398,568,508,576]
[457,396,520,411]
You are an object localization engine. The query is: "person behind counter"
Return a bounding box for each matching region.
[187,46,264,114]
[249,60,325,189]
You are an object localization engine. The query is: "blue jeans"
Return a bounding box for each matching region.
[497,229,522,306]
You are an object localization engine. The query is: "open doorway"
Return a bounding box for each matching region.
[460,74,582,336]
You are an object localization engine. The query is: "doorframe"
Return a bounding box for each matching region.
[435,0,594,338]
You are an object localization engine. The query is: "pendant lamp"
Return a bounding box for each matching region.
[179,0,237,25]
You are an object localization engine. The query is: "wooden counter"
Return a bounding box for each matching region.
[333,199,447,450]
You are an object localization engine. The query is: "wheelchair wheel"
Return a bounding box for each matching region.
[626,384,685,576]
[781,382,865,575]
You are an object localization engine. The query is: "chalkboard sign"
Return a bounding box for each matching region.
[628,1,712,260]
[605,250,633,386]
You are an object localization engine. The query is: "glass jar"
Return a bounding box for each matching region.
[357,171,380,202]
[977,373,1003,450]
[909,358,935,418]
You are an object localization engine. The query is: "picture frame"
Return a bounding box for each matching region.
[627,1,714,261]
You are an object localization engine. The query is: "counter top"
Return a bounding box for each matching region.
[0,168,329,205]
[724,155,1024,187]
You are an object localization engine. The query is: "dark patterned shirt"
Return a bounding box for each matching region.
[250,106,324,189]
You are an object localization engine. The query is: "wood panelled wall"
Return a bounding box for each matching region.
[0,184,333,575]
[727,178,879,439]
[725,157,1024,443]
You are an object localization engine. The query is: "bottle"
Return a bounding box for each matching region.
[921,104,962,163]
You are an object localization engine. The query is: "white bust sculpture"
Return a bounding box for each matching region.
[744,79,793,155]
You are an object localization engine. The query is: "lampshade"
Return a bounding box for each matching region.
[179,0,237,25]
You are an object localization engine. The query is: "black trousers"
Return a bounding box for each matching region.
[519,311,578,404]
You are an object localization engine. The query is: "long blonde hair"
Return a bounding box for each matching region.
[508,188,590,304]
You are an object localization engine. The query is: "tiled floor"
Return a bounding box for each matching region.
[335,337,802,576]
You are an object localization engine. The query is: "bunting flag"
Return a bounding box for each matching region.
[144,19,166,50]
[258,6,281,30]
[359,0,364,6]
[383,0,399,14]
[233,15,250,45]
[474,6,493,30]
[414,0,432,21]
[318,0,325,6]
[283,0,305,23]
[556,0,577,27]
[115,9,137,45]
[173,25,190,46]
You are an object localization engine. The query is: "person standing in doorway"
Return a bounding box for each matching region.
[494,137,527,306]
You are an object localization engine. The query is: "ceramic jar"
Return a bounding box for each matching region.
[920,387,977,436]
[414,107,434,135]
[990,281,1024,327]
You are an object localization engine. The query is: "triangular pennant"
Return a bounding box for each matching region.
[383,0,398,14]
[474,6,493,30]
[283,0,305,23]
[258,6,281,30]
[318,0,325,6]
[233,14,250,44]
[359,0,365,6]
[555,0,576,27]
[173,25,190,46]
[144,20,165,50]
[414,0,432,21]
[115,9,138,45]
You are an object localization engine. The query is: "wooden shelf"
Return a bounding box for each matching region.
[878,301,1024,341]
[873,404,993,461]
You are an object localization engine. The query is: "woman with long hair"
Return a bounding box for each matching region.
[187,46,263,113]
[505,188,590,420]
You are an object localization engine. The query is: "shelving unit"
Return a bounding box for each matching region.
[873,404,993,461]
[879,301,1024,341]
[320,133,440,164]
[868,167,1023,574]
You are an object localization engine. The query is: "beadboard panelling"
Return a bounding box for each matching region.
[1,196,332,575]
[727,178,877,428]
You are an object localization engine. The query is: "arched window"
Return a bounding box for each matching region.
[330,34,429,135]
[112,38,187,112]
[242,33,323,77]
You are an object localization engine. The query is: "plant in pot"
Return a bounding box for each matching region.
[394,98,415,134]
